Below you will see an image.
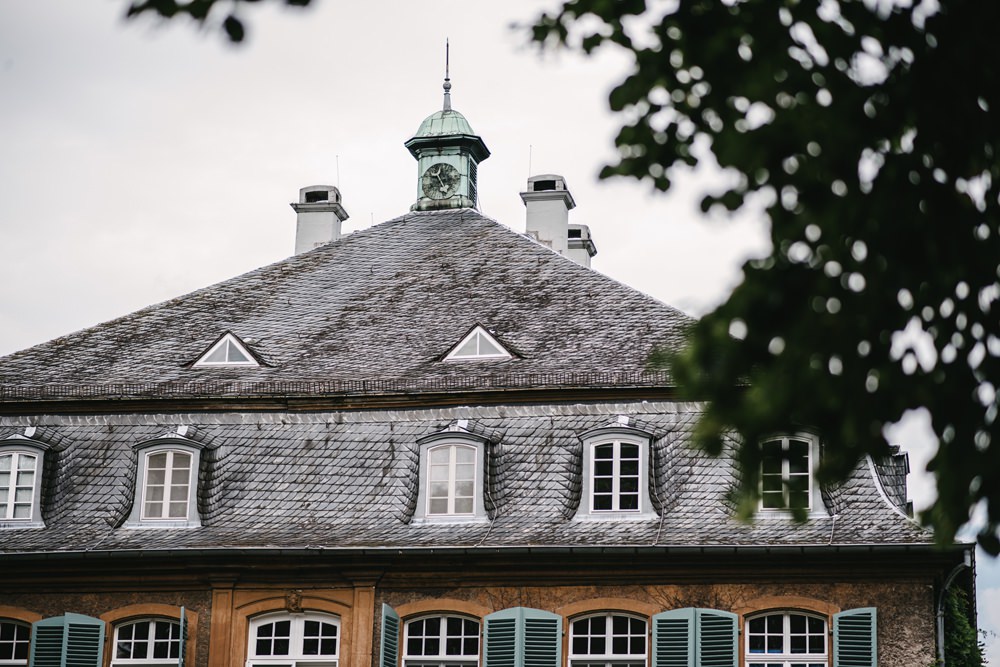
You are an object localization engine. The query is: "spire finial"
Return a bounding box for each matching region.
[443,38,452,111]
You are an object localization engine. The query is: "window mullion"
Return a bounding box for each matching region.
[448,447,457,514]
[162,451,176,518]
[611,441,621,511]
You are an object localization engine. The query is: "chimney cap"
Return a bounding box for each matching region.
[297,185,342,205]
[520,173,576,209]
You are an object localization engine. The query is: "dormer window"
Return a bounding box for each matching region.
[443,325,512,361]
[759,433,822,513]
[414,428,488,523]
[193,332,259,367]
[576,420,656,519]
[0,438,49,527]
[127,439,204,527]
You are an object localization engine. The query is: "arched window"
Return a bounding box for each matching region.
[569,613,647,667]
[247,613,339,667]
[112,619,181,666]
[127,439,204,527]
[403,615,480,667]
[413,428,489,523]
[426,445,477,516]
[0,452,39,522]
[0,619,30,666]
[745,611,827,667]
[759,434,822,512]
[576,421,656,519]
[0,439,48,527]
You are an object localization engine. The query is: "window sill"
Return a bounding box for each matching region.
[411,515,489,525]
[0,520,45,529]
[123,519,203,529]
[573,511,659,522]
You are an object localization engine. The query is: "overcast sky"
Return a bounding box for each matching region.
[0,1,995,658]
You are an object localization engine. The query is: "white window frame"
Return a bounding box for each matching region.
[443,326,512,361]
[193,332,259,368]
[414,432,488,524]
[0,619,30,666]
[576,424,656,520]
[111,618,182,667]
[0,438,48,528]
[402,615,480,667]
[126,439,203,528]
[744,611,828,667]
[247,612,340,667]
[568,613,647,667]
[758,433,824,515]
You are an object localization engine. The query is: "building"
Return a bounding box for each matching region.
[0,71,974,667]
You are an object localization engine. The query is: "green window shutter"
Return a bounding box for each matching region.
[30,614,105,667]
[833,608,877,667]
[30,617,66,667]
[522,609,561,667]
[652,609,694,667]
[484,608,561,667]
[695,609,737,667]
[379,604,400,667]
[485,608,520,667]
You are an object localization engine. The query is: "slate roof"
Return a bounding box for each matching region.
[0,402,932,555]
[0,210,691,402]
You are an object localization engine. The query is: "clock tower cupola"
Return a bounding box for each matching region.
[405,43,490,211]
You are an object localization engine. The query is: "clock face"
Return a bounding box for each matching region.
[421,162,461,200]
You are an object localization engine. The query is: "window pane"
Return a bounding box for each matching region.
[619,495,639,510]
[455,447,476,464]
[0,456,10,472]
[429,498,448,514]
[454,498,473,514]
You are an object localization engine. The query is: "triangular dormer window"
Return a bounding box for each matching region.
[193,333,259,367]
[444,325,512,361]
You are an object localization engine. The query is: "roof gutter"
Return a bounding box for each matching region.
[1,541,971,562]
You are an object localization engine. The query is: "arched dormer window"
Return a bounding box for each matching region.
[126,438,205,528]
[759,432,825,515]
[413,427,489,523]
[576,419,656,519]
[0,436,50,528]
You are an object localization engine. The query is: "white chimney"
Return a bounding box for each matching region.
[290,185,349,255]
[567,223,598,269]
[520,174,597,267]
[521,174,574,255]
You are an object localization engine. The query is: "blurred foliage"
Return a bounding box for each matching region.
[942,587,985,666]
[533,0,1000,553]
[124,0,312,42]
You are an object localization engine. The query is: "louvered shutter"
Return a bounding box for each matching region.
[652,609,694,667]
[485,608,519,667]
[484,608,561,667]
[522,609,560,667]
[379,604,400,667]
[695,610,737,667]
[833,608,877,667]
[30,614,104,667]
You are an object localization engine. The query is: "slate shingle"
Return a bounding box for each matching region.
[0,402,931,554]
[0,211,691,400]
